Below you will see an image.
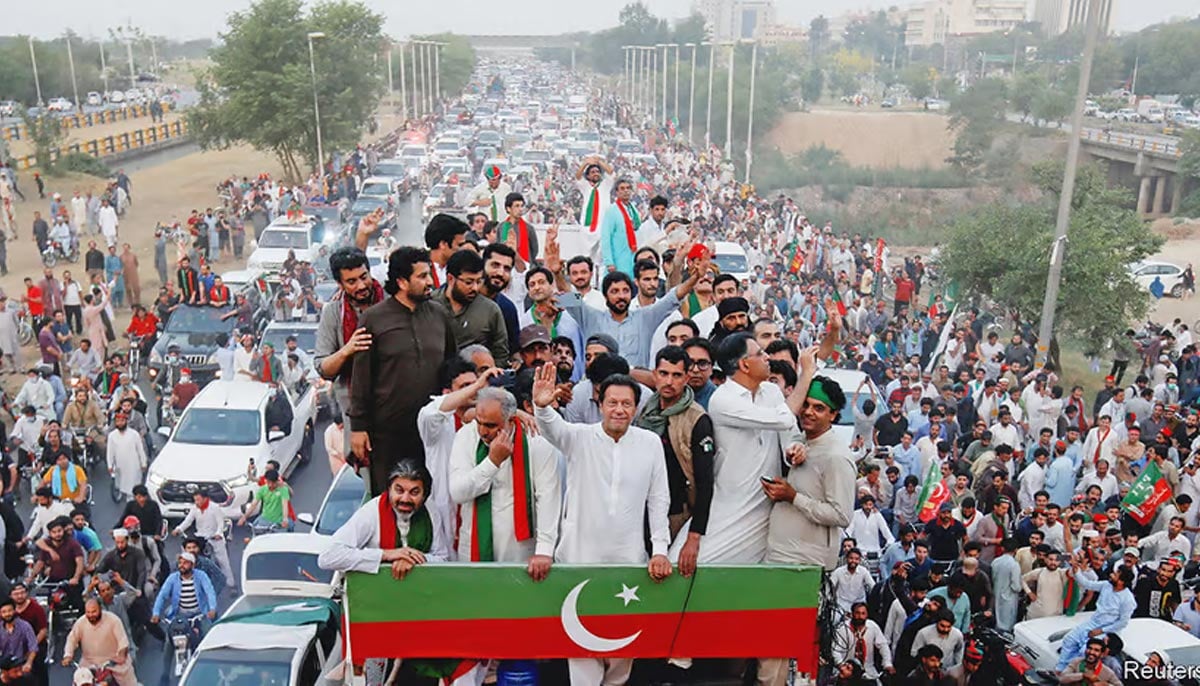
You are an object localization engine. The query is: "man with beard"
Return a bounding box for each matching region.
[831,602,894,683]
[1055,563,1135,671]
[1022,549,1068,618]
[649,268,739,364]
[433,250,509,367]
[497,193,539,265]
[1057,637,1120,684]
[316,246,381,449]
[565,255,604,309]
[350,247,459,496]
[599,178,641,278]
[912,609,965,669]
[575,157,614,233]
[909,644,955,686]
[551,337,577,382]
[635,346,716,569]
[62,599,135,686]
[26,517,83,609]
[0,599,36,679]
[480,243,521,356]
[521,266,583,381]
[1133,560,1182,619]
[466,165,512,223]
[547,247,710,370]
[708,296,750,345]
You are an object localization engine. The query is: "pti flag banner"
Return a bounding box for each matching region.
[345,564,821,667]
[916,458,950,523]
[1121,461,1173,525]
[787,243,805,274]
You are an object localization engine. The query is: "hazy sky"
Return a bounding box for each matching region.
[6,0,1197,40]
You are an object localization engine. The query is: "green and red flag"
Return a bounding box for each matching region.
[345,564,820,668]
[787,243,805,274]
[916,458,949,523]
[830,288,847,317]
[1121,461,1173,525]
[1063,572,1084,616]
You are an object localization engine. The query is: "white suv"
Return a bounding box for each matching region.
[247,216,318,274]
[147,380,317,520]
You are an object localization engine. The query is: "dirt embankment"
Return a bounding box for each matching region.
[766,109,956,169]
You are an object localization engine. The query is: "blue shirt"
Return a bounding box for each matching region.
[879,540,915,576]
[557,289,681,369]
[927,586,971,634]
[73,525,103,553]
[600,201,638,276]
[694,381,717,410]
[1075,575,1135,633]
[890,444,921,480]
[153,569,218,621]
[1043,455,1076,508]
[907,410,931,441]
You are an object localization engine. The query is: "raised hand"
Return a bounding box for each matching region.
[531,363,559,408]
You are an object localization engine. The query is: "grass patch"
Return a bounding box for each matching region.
[754,145,974,193]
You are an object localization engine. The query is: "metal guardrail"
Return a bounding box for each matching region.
[10,120,190,170]
[0,102,174,142]
[1080,128,1182,158]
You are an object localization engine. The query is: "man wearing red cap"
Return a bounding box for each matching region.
[465,165,511,222]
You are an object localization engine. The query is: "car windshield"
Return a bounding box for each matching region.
[351,198,385,215]
[317,468,366,535]
[258,230,310,249]
[839,386,873,426]
[374,161,407,177]
[523,149,550,161]
[712,253,748,274]
[174,409,261,446]
[165,306,235,334]
[262,328,317,353]
[361,182,391,197]
[245,551,333,585]
[183,649,293,685]
[1161,645,1200,665]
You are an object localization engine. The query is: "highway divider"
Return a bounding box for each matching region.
[9,119,191,170]
[0,101,175,142]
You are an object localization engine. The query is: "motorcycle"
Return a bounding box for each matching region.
[32,578,83,666]
[168,613,206,678]
[65,426,104,476]
[71,660,119,685]
[40,240,78,268]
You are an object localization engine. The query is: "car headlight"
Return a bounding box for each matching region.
[147,472,165,489]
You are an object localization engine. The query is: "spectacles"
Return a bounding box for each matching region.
[691,359,713,369]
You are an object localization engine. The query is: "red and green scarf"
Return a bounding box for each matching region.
[499,218,533,262]
[471,420,534,562]
[584,184,601,232]
[616,200,640,253]
[338,279,384,382]
[530,307,560,338]
[376,494,433,552]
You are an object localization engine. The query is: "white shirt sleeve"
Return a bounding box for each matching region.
[318,499,385,574]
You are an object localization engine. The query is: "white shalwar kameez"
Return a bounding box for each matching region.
[448,420,561,562]
[98,205,119,248]
[534,405,670,686]
[105,427,147,498]
[416,396,466,557]
[669,380,803,564]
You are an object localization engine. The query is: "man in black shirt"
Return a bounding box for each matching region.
[1132,560,1182,620]
[874,400,909,449]
[84,240,105,281]
[116,485,164,542]
[924,503,967,565]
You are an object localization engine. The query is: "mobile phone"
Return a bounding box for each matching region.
[760,475,775,483]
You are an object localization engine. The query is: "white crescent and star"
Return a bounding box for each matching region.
[559,579,642,652]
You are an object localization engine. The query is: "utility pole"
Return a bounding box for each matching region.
[433,43,442,108]
[386,48,394,95]
[28,37,43,106]
[725,42,735,160]
[1035,0,1104,369]
[659,44,669,127]
[688,43,697,142]
[673,43,680,126]
[650,47,657,124]
[745,41,757,184]
[399,44,407,121]
[705,42,715,149]
[417,42,427,117]
[411,42,419,117]
[99,41,109,98]
[66,36,80,110]
[149,38,159,78]
[307,32,326,173]
[424,43,434,115]
[125,38,136,88]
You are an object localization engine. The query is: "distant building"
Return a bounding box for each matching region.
[1033,0,1115,36]
[903,0,1027,47]
[696,0,777,41]
[757,23,808,47]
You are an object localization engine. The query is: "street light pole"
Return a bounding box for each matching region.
[650,47,657,124]
[386,48,394,95]
[687,43,697,142]
[673,44,680,126]
[745,41,758,184]
[99,41,109,99]
[725,42,735,159]
[306,31,326,174]
[125,39,136,88]
[411,42,420,117]
[28,37,43,106]
[659,44,669,127]
[416,42,426,117]
[424,42,433,115]
[705,42,715,149]
[433,43,442,109]
[1034,0,1104,369]
[66,36,80,110]
[399,44,408,121]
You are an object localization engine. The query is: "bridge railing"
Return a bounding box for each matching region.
[1080,128,1181,158]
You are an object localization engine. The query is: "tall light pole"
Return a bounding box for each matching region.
[386,47,394,95]
[28,37,43,106]
[66,36,80,110]
[705,42,715,149]
[687,43,697,142]
[744,41,758,184]
[416,41,427,117]
[411,42,420,117]
[650,47,657,123]
[659,44,669,127]
[673,44,680,126]
[725,42,735,159]
[423,42,433,115]
[124,38,136,88]
[433,42,442,108]
[398,43,408,121]
[99,41,109,98]
[1034,0,1104,368]
[306,31,326,173]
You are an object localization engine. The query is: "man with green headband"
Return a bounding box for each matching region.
[636,346,716,579]
[759,348,856,686]
[465,164,512,222]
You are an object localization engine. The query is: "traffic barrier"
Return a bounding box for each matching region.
[9,119,189,170]
[1080,128,1182,158]
[0,101,174,142]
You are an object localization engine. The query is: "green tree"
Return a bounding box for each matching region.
[809,16,830,60]
[947,77,1007,173]
[899,63,934,101]
[940,163,1162,350]
[800,66,824,104]
[411,34,476,98]
[1009,70,1046,122]
[1032,88,1071,127]
[188,0,384,181]
[1181,130,1200,181]
[20,110,64,173]
[672,12,708,45]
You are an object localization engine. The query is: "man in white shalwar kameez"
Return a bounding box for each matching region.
[1081,415,1120,477]
[531,364,672,686]
[106,413,147,500]
[670,333,806,565]
[98,199,119,249]
[418,360,498,557]
[449,387,560,570]
[70,191,88,234]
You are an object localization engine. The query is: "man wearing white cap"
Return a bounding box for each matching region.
[151,552,217,648]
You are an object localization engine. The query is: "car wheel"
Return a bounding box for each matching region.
[298,422,313,464]
[1171,283,1184,298]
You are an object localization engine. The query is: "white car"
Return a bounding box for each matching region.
[1011,612,1200,678]
[712,241,750,285]
[820,368,881,451]
[107,90,125,104]
[247,217,320,274]
[298,464,366,536]
[85,92,103,107]
[46,97,74,113]
[146,380,317,520]
[358,175,402,205]
[1129,260,1187,297]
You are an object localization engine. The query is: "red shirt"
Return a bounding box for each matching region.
[25,286,44,317]
[126,313,159,338]
[893,277,914,303]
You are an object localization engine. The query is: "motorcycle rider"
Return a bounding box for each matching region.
[26,516,84,610]
[150,552,217,667]
[92,358,120,402]
[119,517,162,599]
[8,406,44,474]
[13,369,54,421]
[39,443,87,514]
[113,398,152,460]
[105,376,142,417]
[10,583,47,686]
[22,487,72,546]
[167,368,199,420]
[60,598,137,686]
[47,216,72,260]
[67,339,101,383]
[87,573,140,661]
[63,388,106,461]
[124,306,158,364]
[180,538,225,598]
[237,468,292,532]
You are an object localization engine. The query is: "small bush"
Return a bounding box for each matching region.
[56,152,110,177]
[1178,189,1200,219]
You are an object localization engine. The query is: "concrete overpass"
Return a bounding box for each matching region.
[1078,127,1191,218]
[462,34,580,54]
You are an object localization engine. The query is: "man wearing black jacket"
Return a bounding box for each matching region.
[1132,560,1182,620]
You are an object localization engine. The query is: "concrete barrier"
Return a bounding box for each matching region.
[0,101,174,142]
[10,120,190,170]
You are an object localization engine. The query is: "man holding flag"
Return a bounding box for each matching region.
[448,387,561,576]
[575,157,614,233]
[465,165,512,222]
[1054,560,1135,672]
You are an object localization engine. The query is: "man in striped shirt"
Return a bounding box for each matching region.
[150,552,217,644]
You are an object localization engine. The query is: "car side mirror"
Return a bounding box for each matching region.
[297,512,314,526]
[268,429,286,442]
[157,426,172,438]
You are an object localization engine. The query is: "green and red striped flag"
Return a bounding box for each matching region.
[345,564,820,666]
[787,243,804,274]
[830,288,847,316]
[916,458,949,523]
[1122,461,1173,525]
[1063,572,1083,616]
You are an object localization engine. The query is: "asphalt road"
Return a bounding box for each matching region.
[17,191,428,685]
